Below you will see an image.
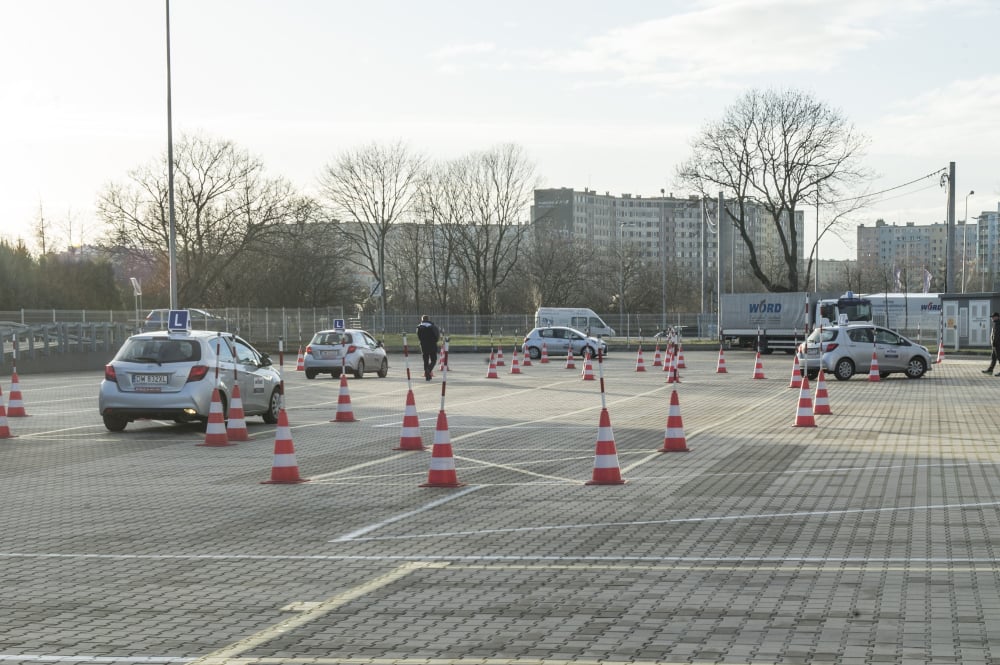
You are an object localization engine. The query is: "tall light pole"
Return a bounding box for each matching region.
[165,0,178,309]
[660,190,666,330]
[618,220,637,336]
[962,190,974,292]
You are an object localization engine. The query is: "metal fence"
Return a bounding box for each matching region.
[0,308,714,348]
[1,321,131,367]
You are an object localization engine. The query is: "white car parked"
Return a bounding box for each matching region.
[303,328,389,379]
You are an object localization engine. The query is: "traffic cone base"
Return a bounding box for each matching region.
[521,345,533,367]
[486,351,499,379]
[226,384,250,442]
[540,343,550,363]
[261,409,308,484]
[813,368,832,415]
[7,372,27,417]
[495,346,505,367]
[868,351,881,382]
[395,389,427,451]
[421,410,464,487]
[565,350,576,369]
[586,408,626,485]
[199,388,232,446]
[581,353,595,381]
[716,346,728,373]
[0,387,13,439]
[788,354,802,389]
[752,352,766,379]
[332,373,358,421]
[660,389,689,452]
[295,346,305,371]
[652,345,663,367]
[794,376,817,427]
[635,347,646,372]
[510,347,521,374]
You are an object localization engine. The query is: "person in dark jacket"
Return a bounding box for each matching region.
[416,315,441,381]
[985,312,1000,375]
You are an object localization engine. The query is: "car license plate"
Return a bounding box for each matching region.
[133,374,168,385]
[321,350,340,359]
[807,348,818,356]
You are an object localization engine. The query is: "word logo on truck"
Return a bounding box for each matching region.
[919,301,942,312]
[749,300,782,314]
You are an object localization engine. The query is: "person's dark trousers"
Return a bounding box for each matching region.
[422,349,437,379]
[987,348,999,373]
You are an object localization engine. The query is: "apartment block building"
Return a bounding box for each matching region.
[530,187,804,289]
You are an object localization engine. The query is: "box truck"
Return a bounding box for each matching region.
[534,307,616,336]
[864,293,943,337]
[719,291,873,353]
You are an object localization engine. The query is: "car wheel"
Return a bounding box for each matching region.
[528,346,541,360]
[833,358,855,381]
[103,413,128,432]
[305,368,318,380]
[581,345,595,359]
[331,370,341,379]
[879,371,891,379]
[354,359,365,379]
[905,356,927,379]
[377,358,388,378]
[262,388,280,424]
[807,370,818,380]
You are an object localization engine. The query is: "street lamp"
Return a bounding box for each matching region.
[962,190,974,293]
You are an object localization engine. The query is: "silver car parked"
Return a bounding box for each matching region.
[801,323,933,381]
[303,328,389,379]
[99,330,282,431]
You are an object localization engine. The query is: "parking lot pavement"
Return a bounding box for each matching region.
[2,350,1000,664]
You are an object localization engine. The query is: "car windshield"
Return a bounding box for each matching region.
[118,338,202,363]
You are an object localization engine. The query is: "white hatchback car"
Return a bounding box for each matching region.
[800,323,933,381]
[99,330,282,431]
[522,326,608,361]
[303,328,389,379]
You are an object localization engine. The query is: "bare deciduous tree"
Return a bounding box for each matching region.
[318,141,426,328]
[97,134,298,306]
[678,89,871,292]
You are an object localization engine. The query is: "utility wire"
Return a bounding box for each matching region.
[827,167,947,206]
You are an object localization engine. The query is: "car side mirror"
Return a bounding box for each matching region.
[377,340,384,348]
[260,353,272,367]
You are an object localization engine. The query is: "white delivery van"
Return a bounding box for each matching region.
[534,307,616,337]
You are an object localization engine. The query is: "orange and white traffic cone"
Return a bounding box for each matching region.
[581,352,595,381]
[510,347,521,374]
[868,351,881,382]
[793,376,816,427]
[261,408,308,484]
[495,345,505,367]
[395,389,426,451]
[332,373,358,421]
[752,352,766,379]
[420,410,464,487]
[486,351,499,379]
[521,343,533,367]
[665,349,681,384]
[586,408,626,485]
[6,371,27,417]
[295,346,305,371]
[540,342,550,364]
[199,388,232,446]
[813,368,832,415]
[788,354,802,389]
[660,389,689,452]
[565,348,576,369]
[662,346,672,373]
[935,339,945,364]
[652,344,663,367]
[0,385,14,439]
[635,346,646,372]
[225,384,250,441]
[716,346,728,373]
[438,347,448,372]
[676,344,686,369]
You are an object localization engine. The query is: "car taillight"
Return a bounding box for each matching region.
[347,345,357,354]
[104,365,117,381]
[305,344,312,356]
[186,365,210,383]
[824,343,838,352]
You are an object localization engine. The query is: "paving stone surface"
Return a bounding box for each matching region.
[0,349,998,664]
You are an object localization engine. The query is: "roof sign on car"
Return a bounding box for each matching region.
[333,318,345,332]
[168,309,191,333]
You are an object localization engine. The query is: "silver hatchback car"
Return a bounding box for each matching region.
[522,326,608,360]
[801,323,933,381]
[303,328,389,379]
[99,330,282,431]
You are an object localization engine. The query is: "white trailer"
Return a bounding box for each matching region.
[864,293,943,340]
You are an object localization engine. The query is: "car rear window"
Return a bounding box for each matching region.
[118,338,202,363]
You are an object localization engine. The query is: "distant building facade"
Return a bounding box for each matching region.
[530,187,804,290]
[857,218,980,292]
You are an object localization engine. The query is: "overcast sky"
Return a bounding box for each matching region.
[2,0,997,260]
